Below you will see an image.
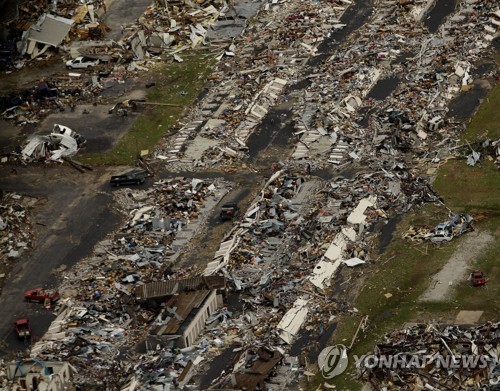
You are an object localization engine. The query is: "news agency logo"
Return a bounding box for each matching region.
[318,345,492,379]
[358,353,490,370]
[318,345,349,379]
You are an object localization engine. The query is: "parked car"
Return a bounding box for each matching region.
[66,56,100,69]
[220,202,239,221]
[14,318,31,339]
[470,271,487,287]
[110,171,146,187]
[24,288,60,303]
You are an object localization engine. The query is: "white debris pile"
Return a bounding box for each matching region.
[0,192,35,260]
[20,124,86,163]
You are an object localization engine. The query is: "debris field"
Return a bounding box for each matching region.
[0,0,499,390]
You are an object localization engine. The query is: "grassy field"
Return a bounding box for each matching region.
[316,205,462,390]
[313,83,500,390]
[456,83,500,142]
[78,51,215,165]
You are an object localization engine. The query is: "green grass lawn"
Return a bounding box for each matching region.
[79,52,215,165]
[313,83,500,390]
[458,83,500,142]
[434,84,500,213]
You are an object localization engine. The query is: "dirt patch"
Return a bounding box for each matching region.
[455,310,483,324]
[419,230,494,302]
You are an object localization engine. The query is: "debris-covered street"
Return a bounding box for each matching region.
[0,0,498,390]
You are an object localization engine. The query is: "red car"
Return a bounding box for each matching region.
[470,271,487,287]
[14,318,31,339]
[24,288,60,303]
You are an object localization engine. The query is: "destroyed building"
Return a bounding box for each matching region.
[137,276,226,348]
[22,14,74,59]
[358,322,500,390]
[6,360,76,391]
[0,0,498,389]
[20,123,86,162]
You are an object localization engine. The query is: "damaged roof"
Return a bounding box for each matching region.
[28,14,74,46]
[135,275,226,301]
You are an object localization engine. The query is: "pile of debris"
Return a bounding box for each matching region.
[22,177,229,388]
[1,0,498,389]
[153,0,500,176]
[3,0,108,66]
[1,0,252,126]
[69,1,109,41]
[0,192,35,260]
[2,0,235,71]
[403,213,474,244]
[459,138,500,167]
[358,322,500,390]
[19,124,86,163]
[122,1,222,62]
[2,75,104,125]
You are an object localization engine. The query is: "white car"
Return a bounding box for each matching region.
[429,232,453,243]
[66,56,100,69]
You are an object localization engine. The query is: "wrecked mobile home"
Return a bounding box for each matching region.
[0,0,498,389]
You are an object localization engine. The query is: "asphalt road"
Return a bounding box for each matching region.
[0,166,121,357]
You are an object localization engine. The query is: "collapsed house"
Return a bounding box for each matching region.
[6,360,76,391]
[0,0,498,390]
[137,276,226,348]
[21,14,74,59]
